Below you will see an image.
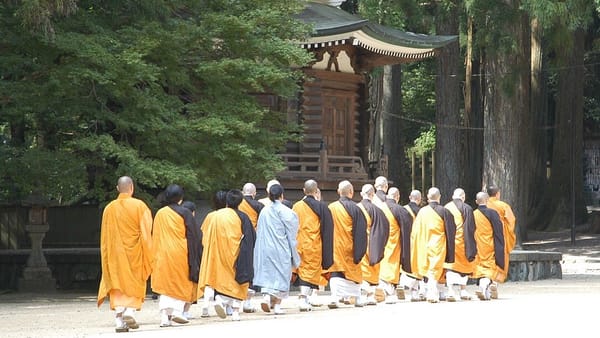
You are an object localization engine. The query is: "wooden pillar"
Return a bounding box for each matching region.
[431,150,436,187]
[421,152,426,194]
[411,152,416,190]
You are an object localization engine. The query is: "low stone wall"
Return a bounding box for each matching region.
[508,250,562,281]
[0,248,100,291]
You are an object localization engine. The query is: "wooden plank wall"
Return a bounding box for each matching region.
[300,69,364,155]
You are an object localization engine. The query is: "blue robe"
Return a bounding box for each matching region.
[253,200,300,293]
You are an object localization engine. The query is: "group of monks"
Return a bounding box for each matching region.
[96,175,516,333]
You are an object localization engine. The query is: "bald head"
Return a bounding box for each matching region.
[338,180,354,198]
[266,179,280,193]
[304,179,319,196]
[360,184,375,200]
[242,182,256,196]
[117,176,134,194]
[387,187,400,202]
[476,191,489,205]
[427,187,441,202]
[452,188,466,201]
[374,176,388,191]
[409,190,422,204]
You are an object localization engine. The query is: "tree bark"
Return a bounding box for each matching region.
[544,28,588,230]
[368,65,408,193]
[482,2,531,244]
[434,0,461,204]
[464,17,484,205]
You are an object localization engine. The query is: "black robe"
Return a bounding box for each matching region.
[477,205,506,270]
[169,203,203,283]
[360,199,390,266]
[386,198,414,273]
[339,196,368,264]
[451,199,477,262]
[234,209,257,284]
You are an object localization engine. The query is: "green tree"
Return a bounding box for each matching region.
[0,0,312,206]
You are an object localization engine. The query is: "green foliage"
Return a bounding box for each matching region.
[0,0,313,205]
[408,126,436,156]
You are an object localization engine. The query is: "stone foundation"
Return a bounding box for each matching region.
[508,250,562,281]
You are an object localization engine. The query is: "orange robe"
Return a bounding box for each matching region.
[443,200,477,275]
[410,202,456,282]
[97,193,153,310]
[198,208,249,300]
[328,197,367,284]
[292,197,333,287]
[488,196,516,277]
[238,196,263,228]
[151,206,197,302]
[473,205,506,282]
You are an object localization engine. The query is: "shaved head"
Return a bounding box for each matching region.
[427,187,441,202]
[387,187,400,201]
[304,179,318,195]
[338,180,354,198]
[374,176,388,191]
[242,182,256,196]
[409,190,422,203]
[476,191,489,205]
[117,176,134,194]
[452,188,466,201]
[266,179,280,193]
[361,184,375,199]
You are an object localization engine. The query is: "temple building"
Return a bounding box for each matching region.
[261,1,457,197]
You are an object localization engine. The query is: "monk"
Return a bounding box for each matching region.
[486,184,516,299]
[443,188,477,301]
[253,184,300,315]
[378,187,413,303]
[97,176,153,333]
[410,187,456,303]
[473,191,506,301]
[357,184,389,305]
[327,180,368,308]
[151,184,202,327]
[292,179,334,312]
[198,189,255,321]
[238,182,264,228]
[399,189,424,301]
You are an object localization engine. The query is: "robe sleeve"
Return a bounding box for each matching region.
[481,207,506,270]
[340,198,367,264]
[365,201,390,266]
[460,203,477,262]
[235,209,256,284]
[388,200,413,272]
[170,204,202,283]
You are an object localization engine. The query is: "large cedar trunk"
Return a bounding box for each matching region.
[464,17,484,205]
[482,3,531,245]
[368,65,408,193]
[527,18,550,234]
[434,0,461,203]
[543,28,588,229]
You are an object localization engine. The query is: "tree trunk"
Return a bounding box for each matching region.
[544,28,588,230]
[527,18,550,234]
[434,0,461,204]
[482,2,531,245]
[464,17,484,205]
[368,65,408,193]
